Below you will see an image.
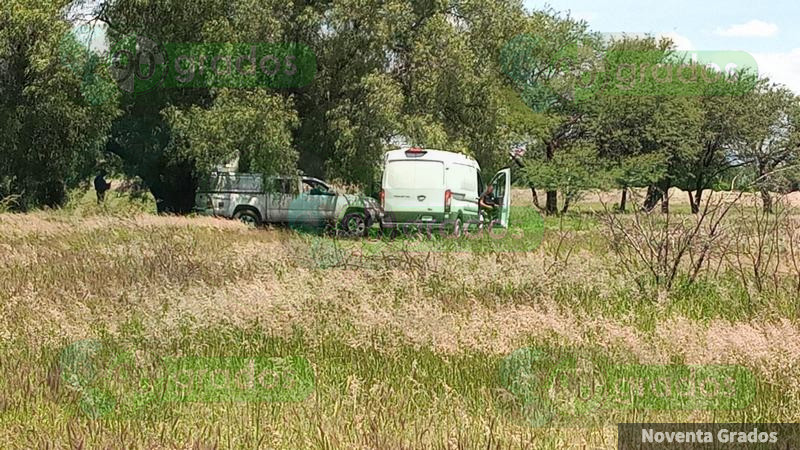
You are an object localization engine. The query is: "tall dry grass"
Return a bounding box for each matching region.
[1,201,800,448]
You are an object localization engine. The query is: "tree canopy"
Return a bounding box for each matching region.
[1,0,797,214]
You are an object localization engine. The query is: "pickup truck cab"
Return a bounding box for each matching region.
[195,173,382,236]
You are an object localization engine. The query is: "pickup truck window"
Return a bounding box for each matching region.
[302,179,331,195]
[202,173,262,193]
[272,178,298,195]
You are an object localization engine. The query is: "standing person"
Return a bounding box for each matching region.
[94,170,111,204]
[479,184,498,224]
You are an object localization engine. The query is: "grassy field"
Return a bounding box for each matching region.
[1,186,800,449]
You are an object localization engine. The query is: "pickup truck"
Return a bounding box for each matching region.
[195,173,382,236]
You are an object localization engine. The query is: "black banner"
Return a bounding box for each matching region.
[619,423,800,449]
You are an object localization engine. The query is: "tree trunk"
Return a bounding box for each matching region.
[643,185,662,212]
[544,140,558,215]
[760,188,773,213]
[694,187,703,213]
[619,187,628,212]
[546,190,558,215]
[688,188,702,214]
[531,186,542,210]
[561,195,571,214]
[660,181,670,213]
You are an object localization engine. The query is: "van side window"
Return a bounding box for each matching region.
[451,163,478,194]
[494,172,506,198]
[477,172,484,196]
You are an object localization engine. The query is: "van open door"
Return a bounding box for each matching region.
[488,168,511,228]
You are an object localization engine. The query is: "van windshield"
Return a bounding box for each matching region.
[385,160,444,189]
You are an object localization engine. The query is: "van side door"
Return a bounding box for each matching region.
[487,168,511,228]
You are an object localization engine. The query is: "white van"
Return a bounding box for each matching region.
[379,147,511,233]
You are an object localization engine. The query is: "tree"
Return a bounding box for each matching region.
[676,67,759,213]
[521,142,608,213]
[586,37,705,213]
[500,9,601,214]
[294,0,529,188]
[99,0,300,212]
[584,37,674,212]
[734,83,800,212]
[0,0,119,210]
[97,0,532,209]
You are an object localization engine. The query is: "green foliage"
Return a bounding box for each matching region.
[734,83,800,194]
[585,37,702,192]
[293,0,530,180]
[323,72,403,185]
[0,0,119,210]
[522,143,610,206]
[163,89,299,177]
[2,0,797,216]
[608,153,669,189]
[101,0,530,205]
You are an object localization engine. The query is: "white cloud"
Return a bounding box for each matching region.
[714,20,779,38]
[657,32,694,51]
[752,49,800,94]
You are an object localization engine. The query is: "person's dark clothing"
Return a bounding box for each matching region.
[94,175,111,203]
[479,190,497,207]
[479,190,498,222]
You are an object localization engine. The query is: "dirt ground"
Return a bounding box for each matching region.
[511,187,800,209]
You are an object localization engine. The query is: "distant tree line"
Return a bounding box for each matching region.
[1,0,798,213]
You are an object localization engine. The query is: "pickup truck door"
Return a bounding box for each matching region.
[266,177,299,223]
[295,179,337,224]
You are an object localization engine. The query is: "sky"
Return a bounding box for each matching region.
[524,0,800,93]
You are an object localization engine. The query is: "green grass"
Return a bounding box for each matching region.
[2,191,800,448]
[56,180,158,217]
[1,328,793,448]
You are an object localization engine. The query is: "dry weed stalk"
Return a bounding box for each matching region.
[725,196,787,296]
[542,213,579,278]
[786,216,800,294]
[599,189,742,295]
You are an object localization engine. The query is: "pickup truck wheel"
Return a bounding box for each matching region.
[342,212,367,237]
[234,209,261,227]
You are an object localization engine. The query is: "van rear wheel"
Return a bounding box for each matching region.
[449,217,463,238]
